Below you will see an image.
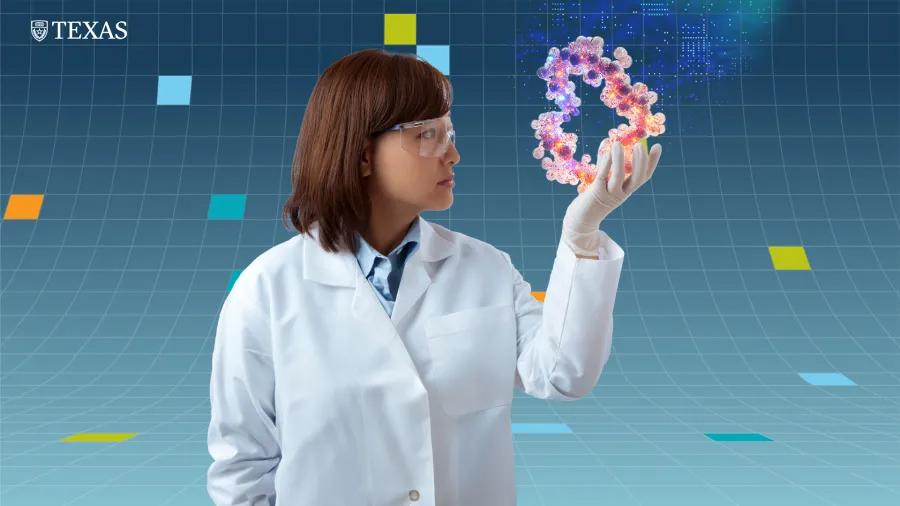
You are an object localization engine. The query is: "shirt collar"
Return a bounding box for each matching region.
[354,218,421,277]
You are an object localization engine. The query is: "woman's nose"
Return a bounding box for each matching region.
[444,142,461,165]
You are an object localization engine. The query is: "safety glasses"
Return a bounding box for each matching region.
[378,115,456,158]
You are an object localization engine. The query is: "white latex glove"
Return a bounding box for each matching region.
[562,140,662,258]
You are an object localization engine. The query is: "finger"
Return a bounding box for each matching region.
[621,146,635,194]
[621,173,633,195]
[626,142,646,193]
[596,142,605,169]
[586,154,611,203]
[646,143,662,179]
[607,142,625,193]
[592,151,612,186]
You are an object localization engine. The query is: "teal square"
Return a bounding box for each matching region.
[208,194,246,220]
[157,75,193,105]
[705,433,772,442]
[227,269,243,291]
[416,45,450,75]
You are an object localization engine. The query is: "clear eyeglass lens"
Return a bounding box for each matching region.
[399,117,455,158]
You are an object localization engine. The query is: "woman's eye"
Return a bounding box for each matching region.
[419,128,436,139]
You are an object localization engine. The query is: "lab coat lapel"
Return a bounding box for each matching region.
[302,222,418,375]
[390,215,457,326]
[302,217,458,329]
[389,253,430,327]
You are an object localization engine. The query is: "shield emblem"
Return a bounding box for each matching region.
[31,20,48,42]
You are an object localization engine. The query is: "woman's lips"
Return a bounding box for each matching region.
[438,177,454,187]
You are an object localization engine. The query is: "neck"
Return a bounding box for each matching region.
[362,198,419,256]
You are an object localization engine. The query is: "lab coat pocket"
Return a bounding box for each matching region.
[425,304,517,417]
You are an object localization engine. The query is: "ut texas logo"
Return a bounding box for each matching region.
[30,20,127,41]
[31,20,48,42]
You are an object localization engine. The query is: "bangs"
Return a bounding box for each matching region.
[356,50,453,134]
[386,54,453,126]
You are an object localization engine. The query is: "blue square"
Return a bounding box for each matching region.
[799,372,856,386]
[208,194,246,220]
[511,423,572,434]
[157,75,192,105]
[416,45,450,75]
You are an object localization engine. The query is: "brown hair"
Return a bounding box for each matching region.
[282,48,453,253]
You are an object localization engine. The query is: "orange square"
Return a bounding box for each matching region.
[4,194,44,220]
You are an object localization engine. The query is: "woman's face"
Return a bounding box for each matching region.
[362,113,461,213]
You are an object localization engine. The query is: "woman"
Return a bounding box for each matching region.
[207,48,661,506]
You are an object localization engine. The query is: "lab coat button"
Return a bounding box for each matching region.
[408,489,420,501]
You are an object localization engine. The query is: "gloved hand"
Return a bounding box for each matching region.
[562,140,662,258]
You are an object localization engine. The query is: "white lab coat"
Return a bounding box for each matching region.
[207,215,624,506]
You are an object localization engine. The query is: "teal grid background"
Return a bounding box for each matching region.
[1,0,899,505]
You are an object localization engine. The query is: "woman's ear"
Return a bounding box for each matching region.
[360,139,374,178]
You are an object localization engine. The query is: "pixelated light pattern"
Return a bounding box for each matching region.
[531,36,666,193]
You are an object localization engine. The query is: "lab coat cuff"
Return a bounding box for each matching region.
[559,228,624,262]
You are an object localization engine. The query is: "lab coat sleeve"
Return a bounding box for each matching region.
[504,228,624,400]
[207,288,281,506]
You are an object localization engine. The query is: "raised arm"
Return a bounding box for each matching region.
[505,229,624,401]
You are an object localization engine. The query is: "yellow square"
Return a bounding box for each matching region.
[61,432,138,443]
[4,194,44,220]
[768,246,811,270]
[384,14,416,45]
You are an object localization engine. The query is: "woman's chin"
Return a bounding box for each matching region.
[428,195,453,211]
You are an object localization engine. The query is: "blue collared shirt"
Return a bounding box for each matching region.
[353,219,421,316]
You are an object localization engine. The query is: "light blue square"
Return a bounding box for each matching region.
[511,423,572,434]
[799,372,856,386]
[208,194,246,220]
[157,75,192,105]
[416,45,450,75]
